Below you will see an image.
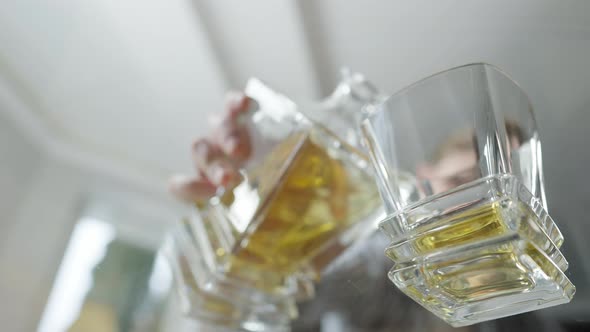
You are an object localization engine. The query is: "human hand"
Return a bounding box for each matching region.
[168,92,253,204]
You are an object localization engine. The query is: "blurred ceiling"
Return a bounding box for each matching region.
[1,0,590,191]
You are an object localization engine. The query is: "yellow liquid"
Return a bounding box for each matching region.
[427,247,533,301]
[386,203,509,261]
[387,200,563,267]
[391,203,564,311]
[217,129,381,280]
[413,203,508,255]
[400,243,557,311]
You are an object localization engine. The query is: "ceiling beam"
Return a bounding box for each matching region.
[188,0,322,100]
[294,0,338,98]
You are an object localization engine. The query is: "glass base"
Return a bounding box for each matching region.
[161,235,295,331]
[388,234,575,327]
[379,175,574,326]
[381,175,564,264]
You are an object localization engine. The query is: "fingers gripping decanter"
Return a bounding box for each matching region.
[361,63,575,327]
[162,71,385,331]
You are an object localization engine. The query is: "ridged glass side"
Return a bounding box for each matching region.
[161,235,295,331]
[381,175,564,263]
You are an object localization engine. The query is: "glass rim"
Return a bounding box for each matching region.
[363,62,533,121]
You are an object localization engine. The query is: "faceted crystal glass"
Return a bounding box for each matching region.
[360,63,575,326]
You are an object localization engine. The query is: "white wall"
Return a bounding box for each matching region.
[0,156,81,331]
[0,114,181,331]
[0,114,47,331]
[0,115,43,239]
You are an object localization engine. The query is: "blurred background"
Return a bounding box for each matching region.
[0,0,589,331]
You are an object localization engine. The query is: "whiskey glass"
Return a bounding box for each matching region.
[360,63,575,326]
